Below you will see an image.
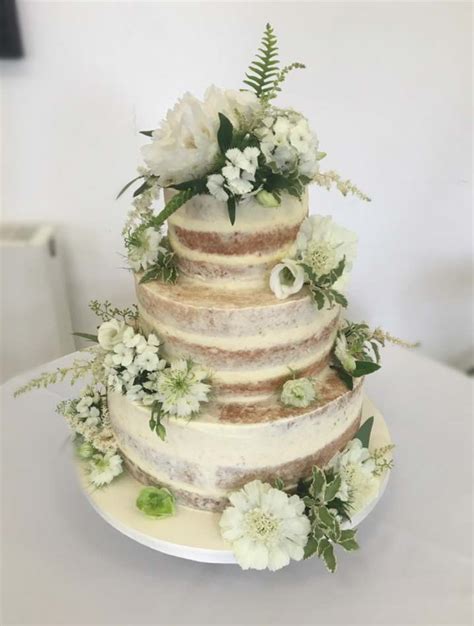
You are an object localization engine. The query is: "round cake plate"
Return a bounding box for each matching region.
[75,396,392,564]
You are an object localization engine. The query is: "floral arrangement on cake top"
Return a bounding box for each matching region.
[118,23,370,285]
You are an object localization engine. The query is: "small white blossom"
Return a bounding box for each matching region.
[156,359,211,418]
[88,453,123,488]
[207,174,228,201]
[269,259,305,300]
[256,109,320,179]
[327,439,379,514]
[280,377,316,408]
[334,334,357,373]
[219,480,310,571]
[127,227,163,272]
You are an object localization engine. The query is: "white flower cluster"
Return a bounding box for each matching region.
[219,480,310,571]
[142,86,260,186]
[269,215,358,300]
[327,439,379,515]
[58,388,123,488]
[127,226,164,272]
[98,320,211,419]
[207,147,260,201]
[256,109,321,179]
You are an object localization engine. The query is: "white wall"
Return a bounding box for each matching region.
[1,1,472,367]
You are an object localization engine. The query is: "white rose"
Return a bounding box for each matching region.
[269,259,305,300]
[98,319,126,351]
[334,334,357,373]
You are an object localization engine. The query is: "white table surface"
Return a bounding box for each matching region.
[1,346,472,626]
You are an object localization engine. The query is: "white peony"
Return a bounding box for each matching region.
[127,227,163,272]
[219,480,311,571]
[269,259,305,300]
[328,438,379,514]
[280,377,316,408]
[98,319,126,351]
[155,359,211,418]
[296,215,358,289]
[334,334,357,373]
[142,86,260,186]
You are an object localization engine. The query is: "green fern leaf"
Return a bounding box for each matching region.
[243,23,280,98]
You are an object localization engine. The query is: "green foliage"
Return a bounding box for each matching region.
[354,416,374,448]
[89,300,138,323]
[332,320,386,388]
[217,113,234,154]
[139,237,178,285]
[300,258,348,311]
[116,175,145,200]
[299,463,360,572]
[243,24,305,102]
[73,332,98,343]
[149,400,166,440]
[14,354,99,397]
[148,187,199,230]
[243,24,280,98]
[136,486,175,519]
[264,62,306,101]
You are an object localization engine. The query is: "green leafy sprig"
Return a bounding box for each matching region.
[243,23,305,102]
[89,300,138,324]
[300,258,348,310]
[149,400,166,441]
[297,417,375,572]
[139,236,178,285]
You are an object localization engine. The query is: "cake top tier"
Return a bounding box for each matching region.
[119,24,368,307]
[166,189,307,288]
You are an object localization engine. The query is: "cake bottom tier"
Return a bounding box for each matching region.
[108,373,364,511]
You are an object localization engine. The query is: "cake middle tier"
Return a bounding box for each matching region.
[136,277,340,402]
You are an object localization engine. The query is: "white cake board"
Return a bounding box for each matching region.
[75,396,392,564]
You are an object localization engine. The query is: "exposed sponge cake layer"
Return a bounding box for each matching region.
[108,373,364,511]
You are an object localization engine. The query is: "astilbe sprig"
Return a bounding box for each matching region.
[313,170,371,202]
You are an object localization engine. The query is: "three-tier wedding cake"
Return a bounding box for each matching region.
[18,24,400,573]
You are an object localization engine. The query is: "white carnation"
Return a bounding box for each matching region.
[142,86,260,186]
[219,480,311,572]
[269,259,305,300]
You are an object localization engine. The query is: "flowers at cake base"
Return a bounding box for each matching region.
[219,480,310,571]
[155,359,211,419]
[326,438,379,515]
[280,376,316,408]
[88,453,123,488]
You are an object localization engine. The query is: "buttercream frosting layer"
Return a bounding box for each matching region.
[165,190,307,287]
[108,374,364,511]
[136,277,340,401]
